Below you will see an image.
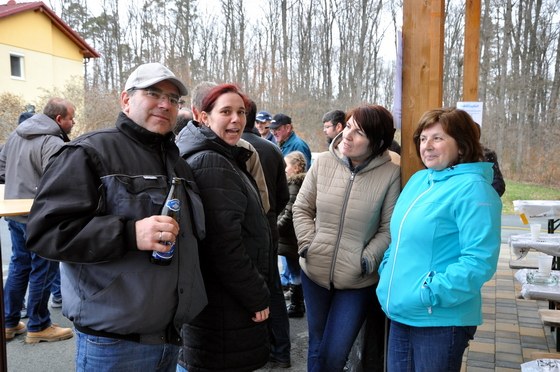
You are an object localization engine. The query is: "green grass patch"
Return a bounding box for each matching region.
[502,180,560,214]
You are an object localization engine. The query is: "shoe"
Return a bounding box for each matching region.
[282,285,290,300]
[51,297,62,308]
[6,322,27,339]
[269,355,291,368]
[25,324,73,343]
[287,284,305,318]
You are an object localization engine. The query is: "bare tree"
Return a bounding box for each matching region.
[46,0,560,187]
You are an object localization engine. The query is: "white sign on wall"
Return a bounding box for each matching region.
[457,101,484,126]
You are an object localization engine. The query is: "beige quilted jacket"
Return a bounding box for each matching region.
[293,141,401,289]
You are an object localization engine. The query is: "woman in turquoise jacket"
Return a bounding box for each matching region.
[376,108,502,372]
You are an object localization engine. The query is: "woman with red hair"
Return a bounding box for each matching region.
[176,84,272,372]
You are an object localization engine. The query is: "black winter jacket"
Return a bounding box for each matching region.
[241,129,289,240]
[278,172,306,260]
[26,112,207,344]
[176,122,271,372]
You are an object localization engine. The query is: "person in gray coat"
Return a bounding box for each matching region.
[1,98,75,343]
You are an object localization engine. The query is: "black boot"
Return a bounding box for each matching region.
[287,284,305,318]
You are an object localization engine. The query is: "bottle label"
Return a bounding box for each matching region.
[166,199,180,212]
[152,242,175,260]
[151,190,180,264]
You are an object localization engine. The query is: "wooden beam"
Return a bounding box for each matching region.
[463,0,481,101]
[401,0,445,185]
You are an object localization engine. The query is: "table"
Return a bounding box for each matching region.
[510,233,560,259]
[515,269,560,301]
[0,199,33,372]
[514,200,560,234]
[516,268,560,352]
[521,358,560,371]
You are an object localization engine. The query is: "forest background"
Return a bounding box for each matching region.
[1,0,559,187]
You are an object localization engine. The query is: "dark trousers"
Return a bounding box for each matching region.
[269,250,291,362]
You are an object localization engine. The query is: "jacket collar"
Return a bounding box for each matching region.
[116,111,175,151]
[16,113,70,142]
[426,162,494,183]
[176,121,252,166]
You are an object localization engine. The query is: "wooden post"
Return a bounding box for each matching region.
[463,0,481,101]
[401,0,445,185]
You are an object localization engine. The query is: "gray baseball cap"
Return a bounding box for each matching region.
[125,63,188,96]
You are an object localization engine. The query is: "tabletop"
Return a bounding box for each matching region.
[0,199,33,217]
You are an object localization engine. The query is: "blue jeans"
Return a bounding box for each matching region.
[4,220,58,331]
[51,265,61,300]
[302,271,377,372]
[387,321,476,372]
[269,252,291,362]
[284,256,301,285]
[280,256,290,286]
[75,329,179,372]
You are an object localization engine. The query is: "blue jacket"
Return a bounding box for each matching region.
[279,131,312,170]
[265,131,277,144]
[376,162,502,327]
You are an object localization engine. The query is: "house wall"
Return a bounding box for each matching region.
[0,10,84,104]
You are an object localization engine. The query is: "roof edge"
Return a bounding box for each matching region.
[1,1,100,59]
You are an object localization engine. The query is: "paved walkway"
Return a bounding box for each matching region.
[461,244,556,371]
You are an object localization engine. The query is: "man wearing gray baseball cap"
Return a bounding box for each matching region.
[26,63,207,371]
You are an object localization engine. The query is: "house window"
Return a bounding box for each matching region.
[10,53,24,79]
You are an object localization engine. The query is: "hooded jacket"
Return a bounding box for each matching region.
[0,113,69,223]
[176,122,271,372]
[376,162,502,327]
[293,136,401,289]
[26,112,207,344]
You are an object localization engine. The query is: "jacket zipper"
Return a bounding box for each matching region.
[385,173,434,318]
[329,171,355,284]
[421,271,436,314]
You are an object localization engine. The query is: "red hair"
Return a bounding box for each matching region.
[200,84,250,114]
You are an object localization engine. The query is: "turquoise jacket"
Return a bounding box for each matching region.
[376,162,502,327]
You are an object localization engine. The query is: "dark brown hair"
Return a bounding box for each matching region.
[345,104,395,159]
[413,108,483,166]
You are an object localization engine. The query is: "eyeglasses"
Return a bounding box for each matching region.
[323,124,334,130]
[136,88,181,107]
[269,125,285,133]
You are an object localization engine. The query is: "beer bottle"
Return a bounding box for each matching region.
[150,178,181,265]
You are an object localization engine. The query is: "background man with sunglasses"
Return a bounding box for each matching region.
[26,63,207,372]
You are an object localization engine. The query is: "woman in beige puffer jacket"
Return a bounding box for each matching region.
[293,104,401,372]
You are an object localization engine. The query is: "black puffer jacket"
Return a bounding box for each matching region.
[278,172,306,260]
[176,122,271,372]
